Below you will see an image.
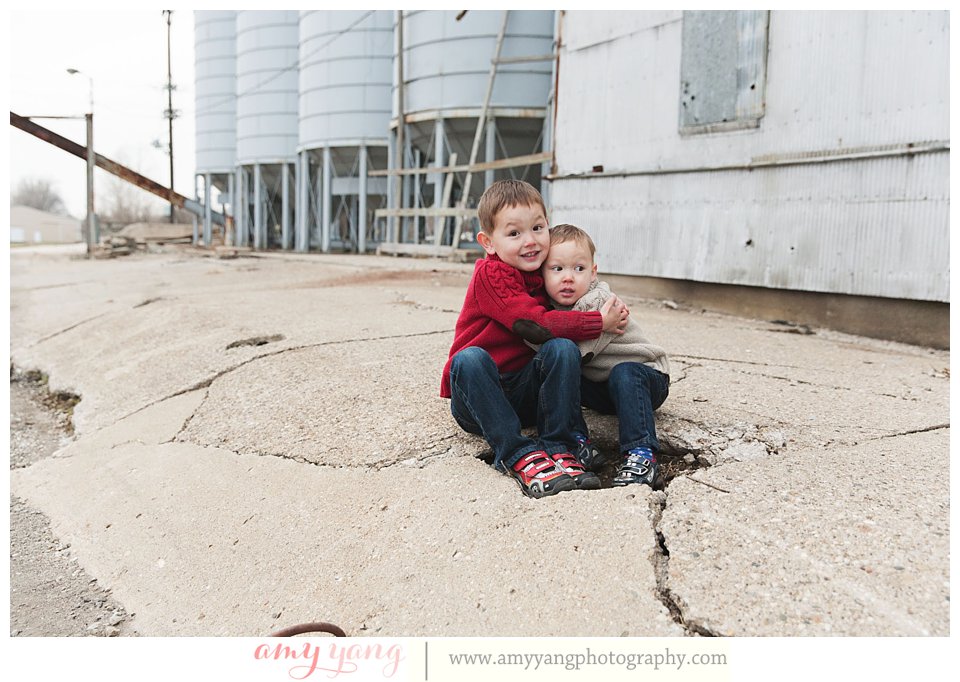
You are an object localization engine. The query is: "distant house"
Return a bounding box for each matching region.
[9,205,82,244]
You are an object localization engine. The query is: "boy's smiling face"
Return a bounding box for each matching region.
[477,203,551,272]
[542,238,597,306]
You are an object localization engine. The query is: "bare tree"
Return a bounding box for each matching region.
[101,171,162,225]
[12,178,68,215]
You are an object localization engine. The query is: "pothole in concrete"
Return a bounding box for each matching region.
[10,367,80,437]
[588,433,709,491]
[225,334,285,350]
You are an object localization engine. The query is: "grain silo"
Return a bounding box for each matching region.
[235,10,300,249]
[381,10,556,253]
[194,10,236,246]
[296,10,393,253]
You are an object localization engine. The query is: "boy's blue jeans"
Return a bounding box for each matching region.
[449,338,584,471]
[580,362,669,453]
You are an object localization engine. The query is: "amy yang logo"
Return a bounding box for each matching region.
[254,640,405,680]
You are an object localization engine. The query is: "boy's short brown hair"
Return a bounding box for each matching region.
[477,180,547,235]
[549,223,596,260]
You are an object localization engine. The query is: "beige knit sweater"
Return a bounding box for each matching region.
[557,280,670,382]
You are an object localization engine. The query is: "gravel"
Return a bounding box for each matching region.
[9,371,138,637]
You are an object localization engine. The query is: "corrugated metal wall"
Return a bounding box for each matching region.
[551,10,949,302]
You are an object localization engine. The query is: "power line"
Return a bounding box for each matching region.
[194,10,377,116]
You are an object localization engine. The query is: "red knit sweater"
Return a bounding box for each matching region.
[440,254,604,397]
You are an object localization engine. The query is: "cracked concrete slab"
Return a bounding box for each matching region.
[177,333,480,467]
[12,259,458,434]
[658,429,949,636]
[10,246,949,638]
[11,393,681,637]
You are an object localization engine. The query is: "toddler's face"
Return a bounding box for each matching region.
[542,239,597,306]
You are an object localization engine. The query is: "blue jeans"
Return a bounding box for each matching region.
[580,362,669,453]
[449,338,584,471]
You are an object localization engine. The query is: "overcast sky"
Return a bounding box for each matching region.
[7,9,197,219]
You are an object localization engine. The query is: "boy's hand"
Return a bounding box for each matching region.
[600,295,629,334]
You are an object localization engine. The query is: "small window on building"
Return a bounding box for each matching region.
[679,10,769,134]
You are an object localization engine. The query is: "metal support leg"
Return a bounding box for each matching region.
[296,151,307,252]
[359,144,368,254]
[236,167,245,247]
[485,117,497,190]
[401,135,411,242]
[192,175,200,245]
[253,163,263,249]
[227,172,236,246]
[204,172,213,246]
[322,147,332,253]
[413,147,422,244]
[281,162,291,250]
[431,118,446,243]
[314,154,323,248]
[387,133,396,243]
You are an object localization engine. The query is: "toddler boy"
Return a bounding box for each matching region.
[440,181,628,498]
[540,223,670,487]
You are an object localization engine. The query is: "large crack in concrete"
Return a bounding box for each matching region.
[869,423,949,440]
[648,491,720,637]
[642,409,797,637]
[117,328,453,430]
[20,288,946,638]
[18,349,936,638]
[31,312,112,347]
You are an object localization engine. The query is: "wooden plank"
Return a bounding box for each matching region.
[494,53,556,65]
[374,207,478,219]
[367,151,552,177]
[376,242,481,262]
[433,152,458,247]
[450,10,509,251]
[376,242,456,257]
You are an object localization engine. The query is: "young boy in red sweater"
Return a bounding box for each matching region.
[440,180,628,498]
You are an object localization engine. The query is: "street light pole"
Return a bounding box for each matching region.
[67,68,96,256]
[164,9,175,224]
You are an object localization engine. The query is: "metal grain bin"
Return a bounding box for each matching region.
[194,10,237,174]
[400,10,555,116]
[298,10,393,148]
[235,10,299,164]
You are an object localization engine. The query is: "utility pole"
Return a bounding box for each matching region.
[86,112,95,252]
[164,9,176,223]
[67,68,96,255]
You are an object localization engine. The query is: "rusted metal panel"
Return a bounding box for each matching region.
[679,11,768,133]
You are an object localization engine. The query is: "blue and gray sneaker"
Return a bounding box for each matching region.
[612,447,658,487]
[573,433,605,472]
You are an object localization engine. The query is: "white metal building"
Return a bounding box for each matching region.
[549,11,949,307]
[9,206,82,244]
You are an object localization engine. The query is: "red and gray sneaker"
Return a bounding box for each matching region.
[551,451,601,490]
[509,450,576,498]
[612,447,658,487]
